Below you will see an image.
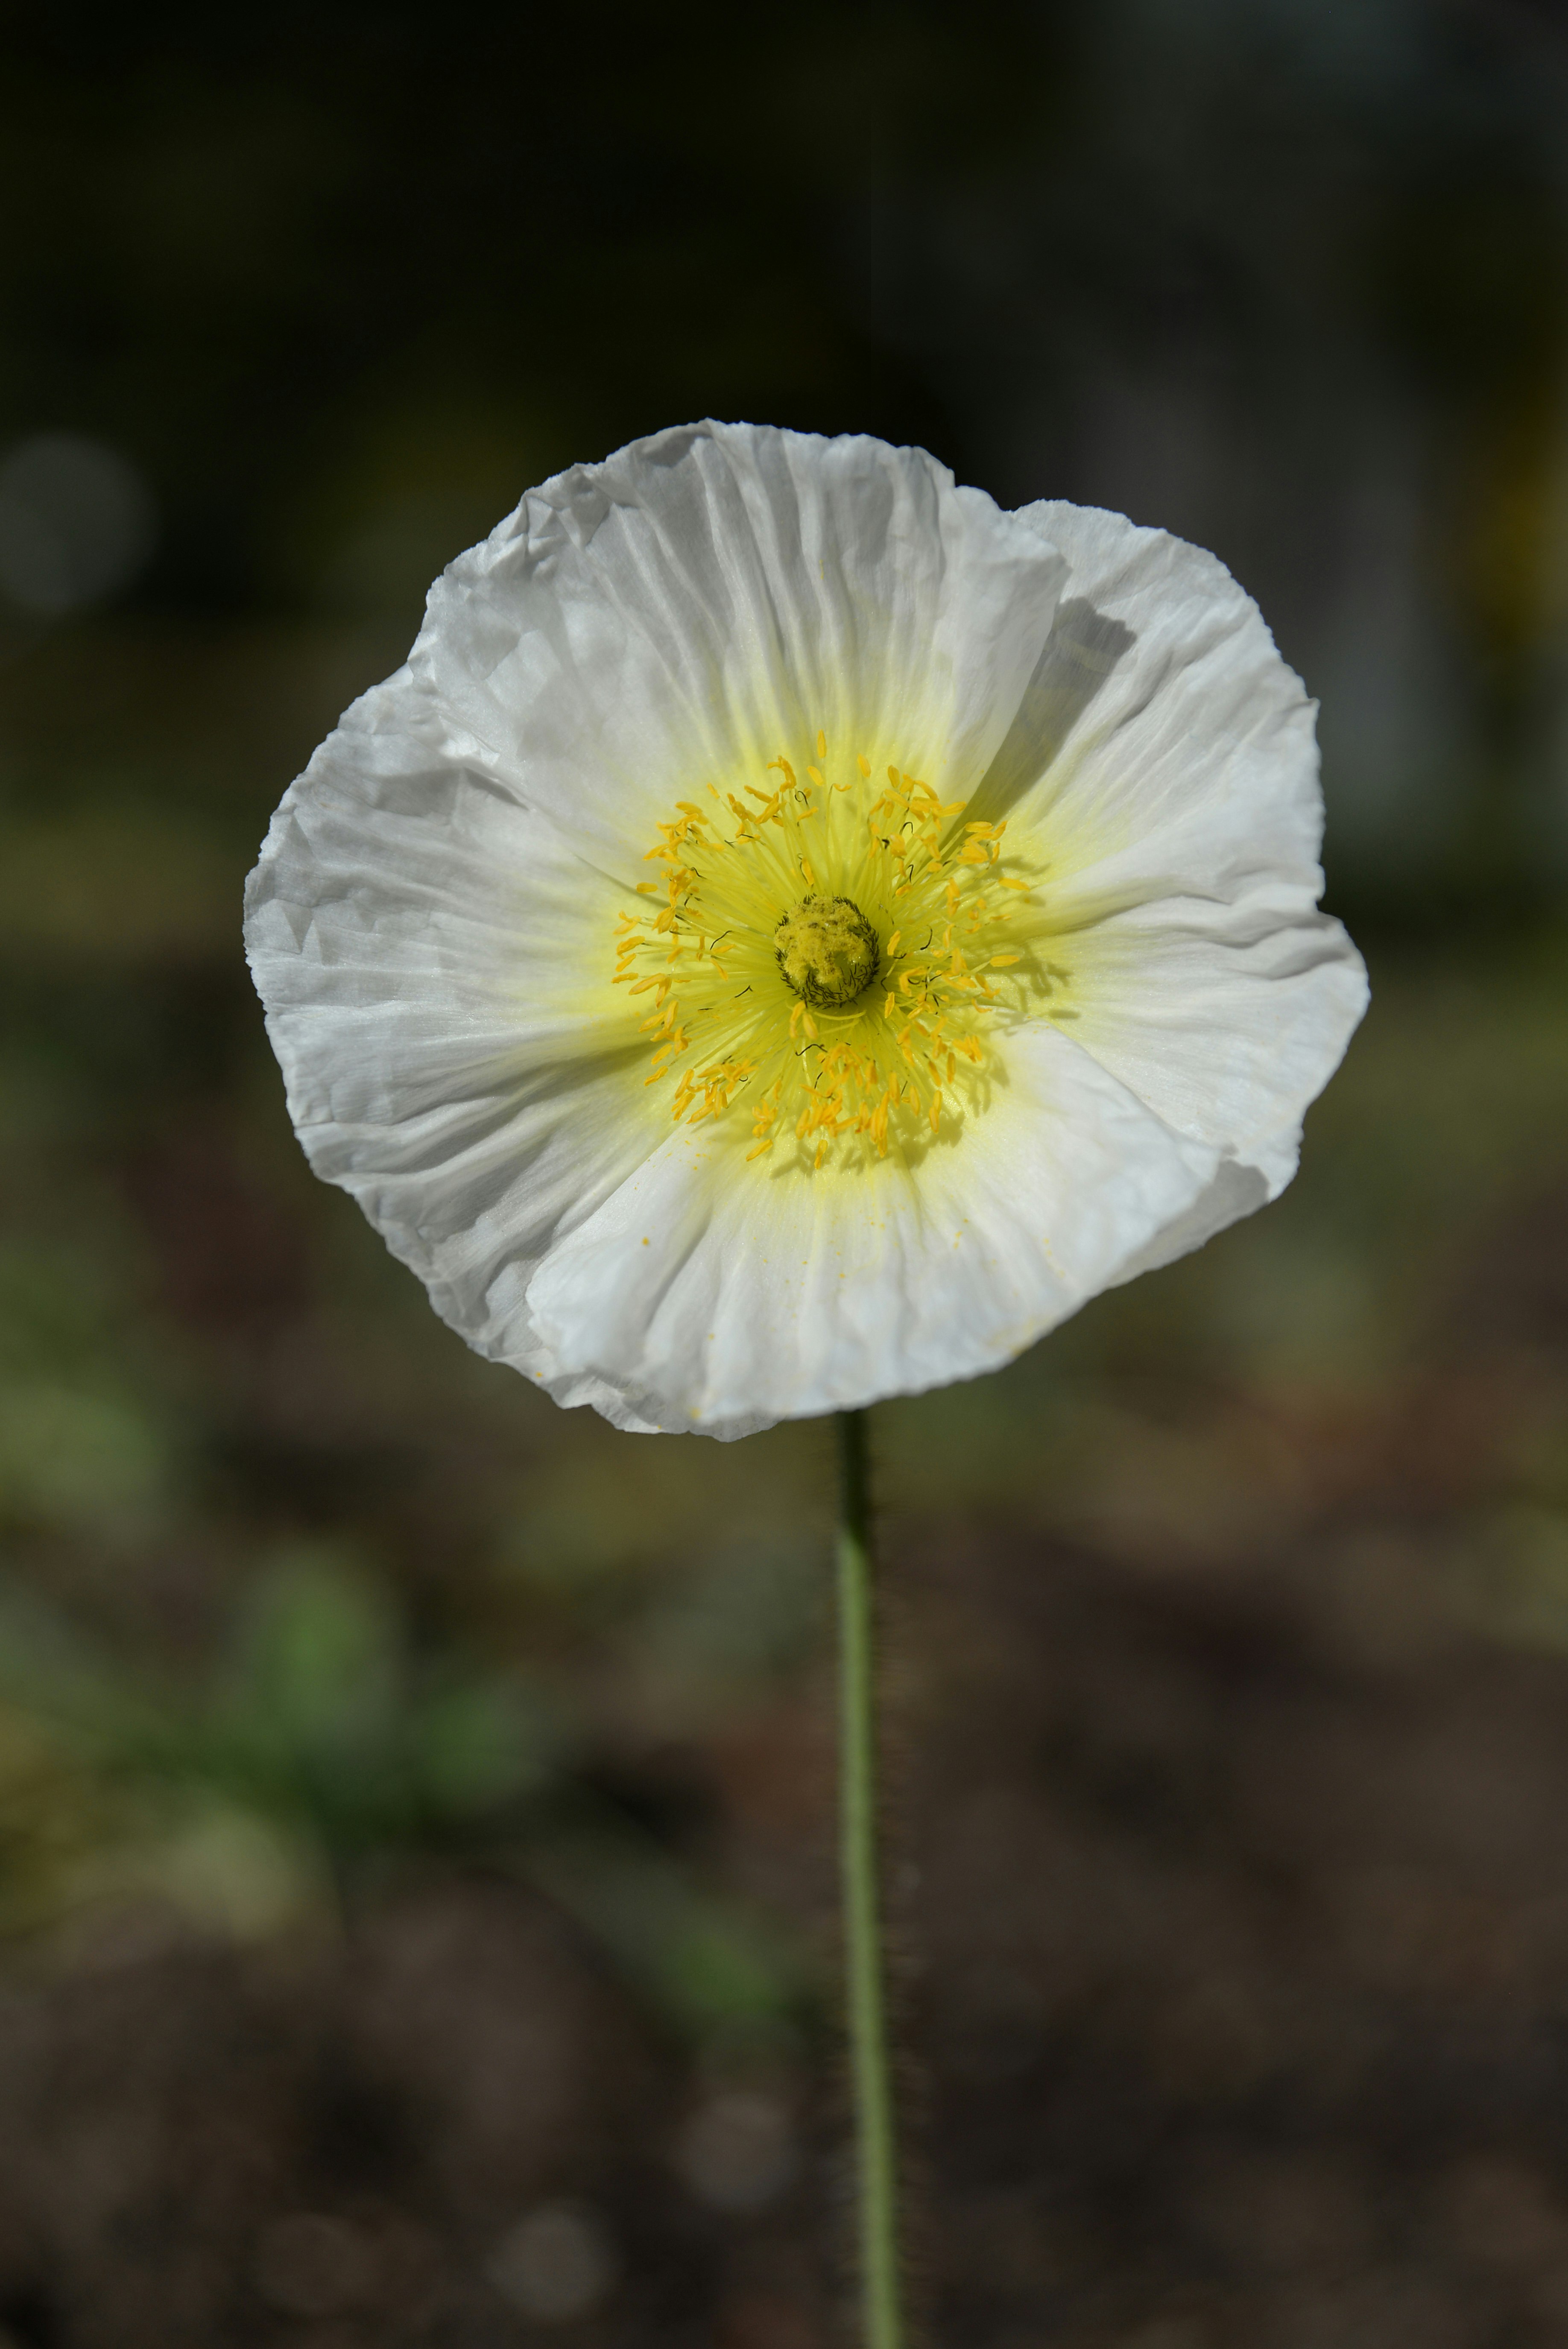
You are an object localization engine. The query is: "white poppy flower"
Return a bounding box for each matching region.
[245,421,1367,1439]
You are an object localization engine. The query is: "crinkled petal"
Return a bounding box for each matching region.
[977,502,1323,902]
[1062,892,1367,1199]
[412,420,1068,881]
[971,501,1366,1252]
[524,1025,1220,1431]
[245,661,669,1408]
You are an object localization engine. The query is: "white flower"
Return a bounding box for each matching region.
[245,421,1367,1439]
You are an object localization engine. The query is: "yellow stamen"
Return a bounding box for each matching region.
[611,732,1052,1171]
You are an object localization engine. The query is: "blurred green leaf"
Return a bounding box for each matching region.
[524,1814,808,2040]
[1447,1508,1568,1656]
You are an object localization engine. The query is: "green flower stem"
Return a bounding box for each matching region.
[837,1407,904,2349]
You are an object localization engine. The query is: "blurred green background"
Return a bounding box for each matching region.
[2,6,1568,2346]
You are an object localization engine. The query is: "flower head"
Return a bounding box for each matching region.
[245,422,1366,1436]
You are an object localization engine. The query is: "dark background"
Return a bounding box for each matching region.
[1,5,1567,2344]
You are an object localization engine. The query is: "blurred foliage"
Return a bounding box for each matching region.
[0,1538,809,2033]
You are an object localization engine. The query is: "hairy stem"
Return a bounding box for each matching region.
[837,1407,904,2349]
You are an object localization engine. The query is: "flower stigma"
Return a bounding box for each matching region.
[774,895,880,1008]
[612,733,1047,1173]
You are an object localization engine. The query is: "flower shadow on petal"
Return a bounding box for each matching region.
[966,597,1138,827]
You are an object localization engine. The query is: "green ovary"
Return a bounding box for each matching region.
[774,894,880,1009]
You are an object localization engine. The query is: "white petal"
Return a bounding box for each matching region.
[411,420,1068,880]
[1064,893,1367,1193]
[525,1025,1220,1431]
[245,662,668,1401]
[977,502,1323,904]
[975,500,1367,1249]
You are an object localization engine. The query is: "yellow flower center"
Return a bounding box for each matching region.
[611,732,1047,1172]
